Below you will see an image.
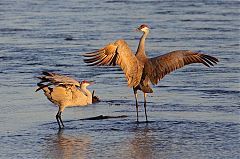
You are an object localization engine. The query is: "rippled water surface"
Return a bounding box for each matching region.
[0,0,239,158]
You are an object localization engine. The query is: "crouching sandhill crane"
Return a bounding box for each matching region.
[36,71,100,129]
[83,24,219,122]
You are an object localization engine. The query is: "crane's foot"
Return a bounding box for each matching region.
[136,116,139,123]
[145,116,148,123]
[58,122,64,129]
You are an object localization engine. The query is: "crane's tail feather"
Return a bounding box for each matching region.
[92,90,100,103]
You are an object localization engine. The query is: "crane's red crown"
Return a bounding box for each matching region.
[138,24,149,30]
[82,80,90,84]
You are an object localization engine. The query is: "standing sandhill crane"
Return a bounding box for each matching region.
[36,71,99,129]
[83,24,219,122]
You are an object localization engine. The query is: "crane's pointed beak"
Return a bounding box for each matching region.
[89,81,95,85]
[135,28,141,32]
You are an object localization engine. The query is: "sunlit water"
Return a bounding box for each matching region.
[0,0,239,158]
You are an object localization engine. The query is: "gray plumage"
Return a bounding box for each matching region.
[83,24,219,122]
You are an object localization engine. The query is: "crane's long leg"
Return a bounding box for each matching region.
[58,112,64,128]
[56,111,61,129]
[144,93,148,122]
[133,89,139,123]
[56,111,64,129]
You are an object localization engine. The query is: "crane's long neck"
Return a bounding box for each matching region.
[81,85,92,103]
[136,30,149,61]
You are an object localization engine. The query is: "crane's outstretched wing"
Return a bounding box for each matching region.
[83,39,143,87]
[36,71,80,91]
[145,50,219,85]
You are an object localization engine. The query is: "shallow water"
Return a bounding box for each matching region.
[0,0,239,158]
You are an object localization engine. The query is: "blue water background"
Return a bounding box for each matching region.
[0,0,239,158]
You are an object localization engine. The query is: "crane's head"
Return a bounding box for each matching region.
[80,80,94,87]
[136,24,150,33]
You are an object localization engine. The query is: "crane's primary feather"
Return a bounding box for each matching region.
[37,71,80,90]
[144,50,219,85]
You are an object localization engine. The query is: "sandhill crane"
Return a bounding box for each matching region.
[36,71,100,129]
[83,24,219,122]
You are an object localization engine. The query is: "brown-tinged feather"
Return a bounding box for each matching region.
[145,50,218,85]
[83,39,143,87]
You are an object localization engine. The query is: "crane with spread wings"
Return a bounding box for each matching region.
[83,24,219,122]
